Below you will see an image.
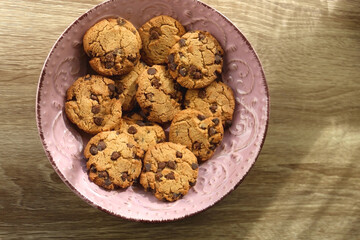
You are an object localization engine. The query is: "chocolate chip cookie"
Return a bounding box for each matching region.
[83,17,142,76]
[138,15,186,65]
[167,30,224,89]
[169,109,224,162]
[184,81,235,127]
[136,65,184,123]
[113,61,147,112]
[115,117,166,152]
[140,142,198,202]
[84,131,144,190]
[65,75,123,134]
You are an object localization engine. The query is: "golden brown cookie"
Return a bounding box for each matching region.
[184,81,235,127]
[138,15,186,65]
[84,131,144,190]
[140,142,198,202]
[136,65,184,123]
[83,17,142,76]
[115,117,166,152]
[65,75,122,134]
[113,61,147,112]
[167,30,224,89]
[169,109,224,162]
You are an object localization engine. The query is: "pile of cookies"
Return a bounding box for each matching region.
[64,15,235,202]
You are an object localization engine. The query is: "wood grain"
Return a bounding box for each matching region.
[1,0,359,239]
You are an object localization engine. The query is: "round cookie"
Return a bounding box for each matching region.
[136,65,184,123]
[65,75,123,134]
[167,30,224,89]
[113,61,147,112]
[140,142,198,202]
[115,117,166,152]
[83,17,142,77]
[138,15,186,65]
[169,109,224,162]
[84,131,144,190]
[184,81,235,127]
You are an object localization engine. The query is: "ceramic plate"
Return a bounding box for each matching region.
[36,0,269,222]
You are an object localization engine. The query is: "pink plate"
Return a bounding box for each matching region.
[36,0,269,222]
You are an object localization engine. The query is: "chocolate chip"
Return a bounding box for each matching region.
[91,105,100,114]
[225,120,232,128]
[173,193,181,199]
[212,118,220,126]
[209,144,217,150]
[127,54,137,62]
[90,144,98,155]
[147,67,157,75]
[191,163,198,170]
[193,141,201,150]
[93,117,103,126]
[149,27,161,40]
[197,114,206,121]
[84,75,92,80]
[193,71,203,79]
[145,163,151,172]
[117,17,126,25]
[97,140,106,151]
[116,83,124,94]
[215,54,222,64]
[169,62,177,71]
[179,38,186,47]
[198,32,205,41]
[68,95,77,102]
[179,67,187,76]
[189,65,203,79]
[198,90,206,99]
[158,162,166,170]
[127,143,134,148]
[111,151,121,160]
[176,151,183,158]
[189,181,196,187]
[128,126,137,134]
[108,84,116,92]
[151,78,161,88]
[209,103,218,113]
[135,120,145,126]
[168,54,175,63]
[105,61,114,69]
[165,171,175,180]
[104,178,112,186]
[145,92,154,100]
[98,171,109,179]
[121,172,128,181]
[90,165,97,173]
[208,127,217,136]
[167,161,176,170]
[155,172,162,181]
[90,94,98,101]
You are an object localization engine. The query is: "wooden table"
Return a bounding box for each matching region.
[1,0,359,239]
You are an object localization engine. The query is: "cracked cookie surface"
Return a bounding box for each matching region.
[167,30,224,89]
[65,74,122,134]
[113,61,147,112]
[139,15,186,65]
[136,65,184,123]
[115,116,166,152]
[83,17,142,76]
[184,81,235,127]
[84,131,144,190]
[169,109,224,161]
[140,142,198,202]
